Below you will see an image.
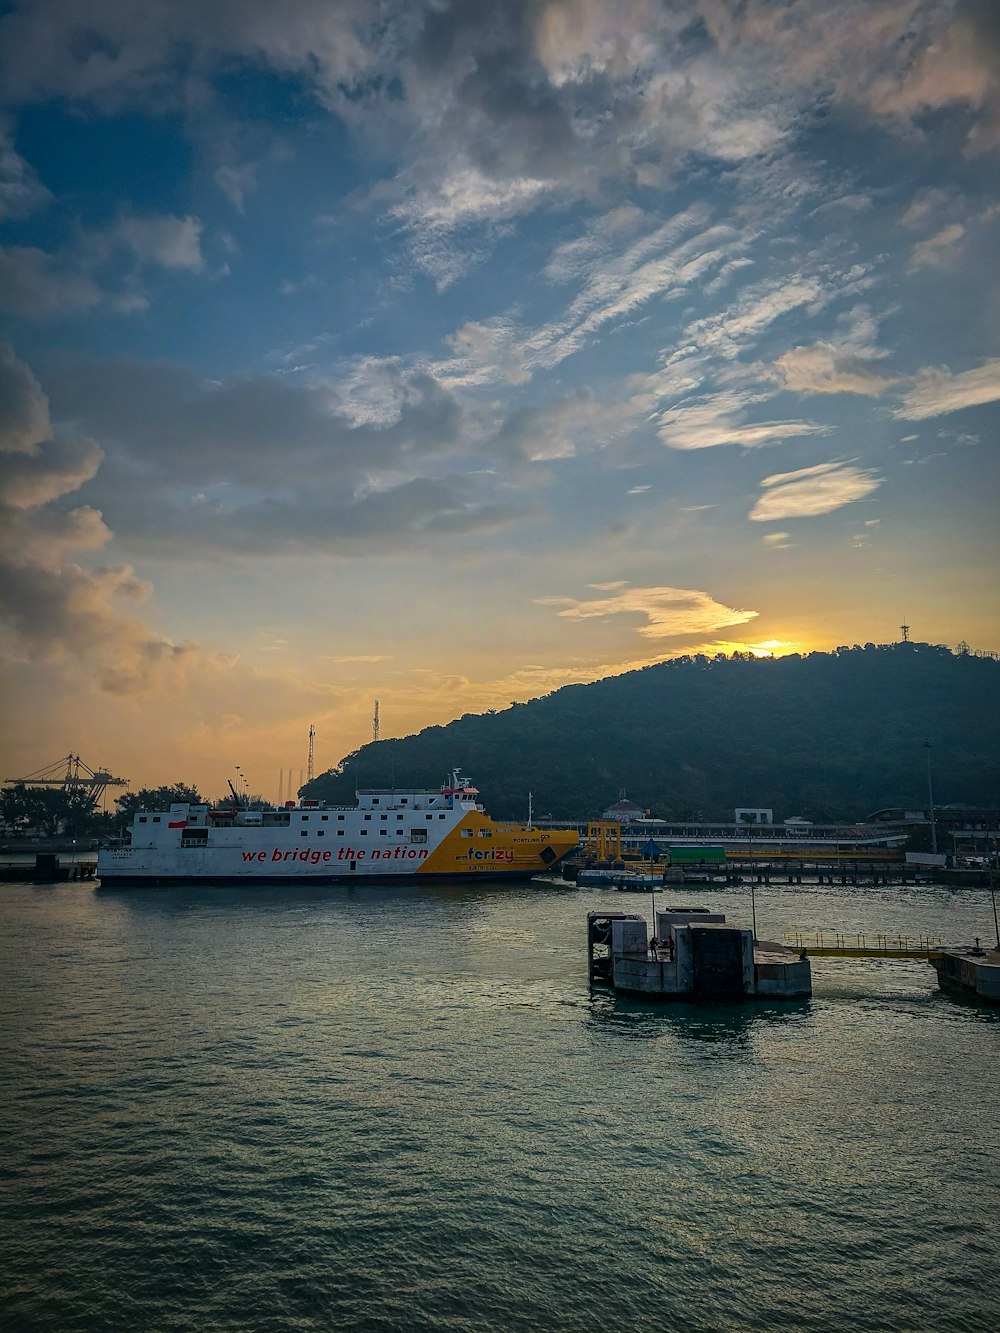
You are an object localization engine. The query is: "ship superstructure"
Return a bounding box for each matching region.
[97,771,578,886]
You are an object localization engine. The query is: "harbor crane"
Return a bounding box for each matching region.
[4,754,129,810]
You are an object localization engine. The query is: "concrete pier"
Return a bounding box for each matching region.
[931,946,1000,1001]
[588,906,811,1000]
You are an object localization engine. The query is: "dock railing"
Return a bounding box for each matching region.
[784,931,945,959]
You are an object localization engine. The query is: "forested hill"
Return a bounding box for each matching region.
[305,644,1000,821]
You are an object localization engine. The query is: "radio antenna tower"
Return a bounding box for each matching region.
[373,699,380,743]
[900,620,910,643]
[307,725,315,783]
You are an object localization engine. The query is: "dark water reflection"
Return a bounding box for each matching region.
[2,877,998,1332]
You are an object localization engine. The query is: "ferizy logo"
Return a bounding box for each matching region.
[466,847,514,863]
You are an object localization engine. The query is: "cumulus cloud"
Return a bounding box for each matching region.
[0,346,199,692]
[749,461,883,521]
[892,359,1000,420]
[0,341,51,452]
[536,584,758,639]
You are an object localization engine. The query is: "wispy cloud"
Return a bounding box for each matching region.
[893,359,1000,420]
[909,222,965,269]
[655,388,829,451]
[750,461,883,521]
[536,584,758,639]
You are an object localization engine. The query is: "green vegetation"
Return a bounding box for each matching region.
[305,643,1000,821]
[1,782,203,839]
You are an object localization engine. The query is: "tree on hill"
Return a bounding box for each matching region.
[1,783,102,836]
[303,643,1000,821]
[115,784,203,822]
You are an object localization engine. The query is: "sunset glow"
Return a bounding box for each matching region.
[1,1,998,800]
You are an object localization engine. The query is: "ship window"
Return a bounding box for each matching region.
[338,830,344,836]
[397,815,404,821]
[364,815,371,822]
[321,815,328,821]
[439,814,446,819]
[301,815,309,821]
[153,817,161,823]
[372,797,379,804]
[338,815,345,821]
[410,829,427,844]
[301,831,308,837]
[380,829,388,836]
[461,829,473,838]
[317,830,324,837]
[426,814,433,820]
[400,798,408,804]
[139,817,147,824]
[380,815,387,821]
[478,829,492,838]
[360,829,367,835]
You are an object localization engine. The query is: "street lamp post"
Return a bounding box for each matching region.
[924,741,937,855]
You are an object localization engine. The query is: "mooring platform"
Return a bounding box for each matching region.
[587,906,811,1000]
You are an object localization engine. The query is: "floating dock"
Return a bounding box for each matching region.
[588,906,811,1000]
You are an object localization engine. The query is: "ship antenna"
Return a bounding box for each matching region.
[528,790,533,830]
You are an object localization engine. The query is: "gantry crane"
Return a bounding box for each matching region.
[4,754,129,810]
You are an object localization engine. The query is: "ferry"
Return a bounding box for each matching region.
[97,771,579,886]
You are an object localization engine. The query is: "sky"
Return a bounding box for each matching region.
[1,0,999,802]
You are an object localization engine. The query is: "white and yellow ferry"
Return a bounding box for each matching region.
[97,771,579,886]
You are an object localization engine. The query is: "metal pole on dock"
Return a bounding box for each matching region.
[741,813,758,940]
[924,741,937,854]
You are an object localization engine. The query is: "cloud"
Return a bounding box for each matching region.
[892,359,1000,419]
[445,320,530,386]
[0,433,103,509]
[536,584,758,639]
[115,213,205,271]
[774,343,893,396]
[0,210,208,318]
[655,388,829,450]
[0,341,52,453]
[861,0,1000,152]
[750,461,883,521]
[909,223,965,269]
[761,531,793,548]
[0,245,108,318]
[0,345,201,692]
[43,355,532,557]
[488,390,619,464]
[0,123,50,219]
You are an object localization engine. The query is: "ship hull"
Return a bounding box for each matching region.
[97,867,552,888]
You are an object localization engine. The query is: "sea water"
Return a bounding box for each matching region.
[1,878,997,1332]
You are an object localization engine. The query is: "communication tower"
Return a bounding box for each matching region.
[307,725,316,784]
[373,699,380,743]
[900,620,910,643]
